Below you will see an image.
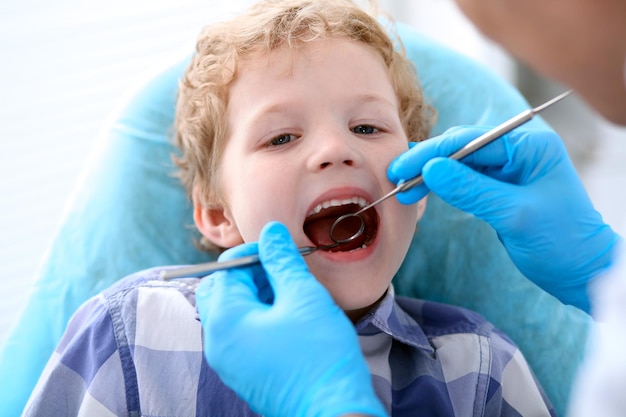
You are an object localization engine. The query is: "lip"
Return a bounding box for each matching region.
[313,234,380,262]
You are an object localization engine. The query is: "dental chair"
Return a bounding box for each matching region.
[0,22,591,417]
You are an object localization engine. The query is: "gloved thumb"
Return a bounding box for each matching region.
[422,157,520,226]
[217,242,274,304]
[258,222,335,306]
[259,222,313,280]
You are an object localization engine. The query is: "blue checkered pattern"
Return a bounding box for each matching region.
[23,267,556,416]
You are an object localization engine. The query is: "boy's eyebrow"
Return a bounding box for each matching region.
[354,94,397,111]
[249,94,397,123]
[242,103,293,131]
[250,103,293,120]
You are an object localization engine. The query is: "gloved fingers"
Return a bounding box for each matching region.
[197,243,265,329]
[217,242,274,303]
[502,129,569,182]
[395,183,430,205]
[258,222,335,306]
[258,222,311,279]
[397,139,424,203]
[388,126,483,182]
[196,268,271,371]
[422,157,521,225]
[218,242,259,261]
[196,269,261,320]
[388,126,515,185]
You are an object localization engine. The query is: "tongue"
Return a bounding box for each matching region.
[304,215,366,251]
[304,217,336,247]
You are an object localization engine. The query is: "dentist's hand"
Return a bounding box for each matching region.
[388,126,620,313]
[196,221,387,417]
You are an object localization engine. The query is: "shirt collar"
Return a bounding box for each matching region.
[355,285,434,353]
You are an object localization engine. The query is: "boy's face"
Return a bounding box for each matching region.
[195,38,426,319]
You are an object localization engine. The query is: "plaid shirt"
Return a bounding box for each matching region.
[23,267,555,417]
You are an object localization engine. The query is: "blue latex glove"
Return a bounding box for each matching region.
[388,126,620,313]
[196,221,387,417]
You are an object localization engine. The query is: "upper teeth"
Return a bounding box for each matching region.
[307,196,368,216]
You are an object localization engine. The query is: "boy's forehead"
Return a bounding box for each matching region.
[236,38,336,78]
[238,47,298,79]
[228,38,394,106]
[232,37,388,87]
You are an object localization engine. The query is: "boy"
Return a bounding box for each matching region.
[23,0,555,416]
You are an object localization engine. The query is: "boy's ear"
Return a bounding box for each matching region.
[193,192,244,248]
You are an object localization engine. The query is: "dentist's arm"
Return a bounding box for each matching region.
[196,221,387,417]
[388,127,621,314]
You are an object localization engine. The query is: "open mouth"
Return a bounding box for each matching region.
[303,197,379,252]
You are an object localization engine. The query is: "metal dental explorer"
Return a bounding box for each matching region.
[327,89,574,244]
[160,89,572,281]
[160,243,338,280]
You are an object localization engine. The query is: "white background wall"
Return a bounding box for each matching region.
[1,0,624,346]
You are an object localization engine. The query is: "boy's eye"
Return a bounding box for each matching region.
[352,125,378,135]
[269,134,297,146]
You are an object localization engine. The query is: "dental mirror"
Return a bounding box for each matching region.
[328,211,366,245]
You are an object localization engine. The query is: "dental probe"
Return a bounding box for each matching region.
[328,89,573,244]
[160,243,336,280]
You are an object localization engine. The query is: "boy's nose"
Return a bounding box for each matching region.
[308,131,360,171]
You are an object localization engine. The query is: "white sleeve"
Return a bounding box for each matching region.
[568,242,626,417]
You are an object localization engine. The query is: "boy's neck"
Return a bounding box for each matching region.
[345,289,388,324]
